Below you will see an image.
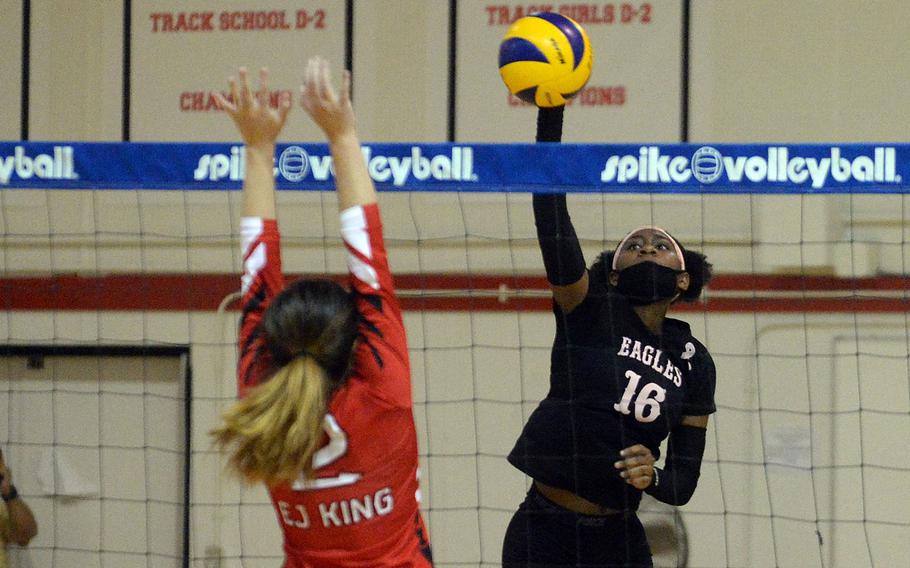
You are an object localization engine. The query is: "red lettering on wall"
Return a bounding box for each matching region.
[179,90,292,112]
[506,85,626,107]
[485,5,554,25]
[565,85,626,106]
[180,91,226,112]
[219,10,292,31]
[485,4,652,25]
[150,12,215,32]
[296,9,327,29]
[150,9,326,32]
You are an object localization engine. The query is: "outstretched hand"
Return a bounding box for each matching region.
[615,444,656,490]
[299,57,355,143]
[215,67,291,149]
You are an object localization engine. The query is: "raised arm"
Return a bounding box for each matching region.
[297,58,412,404]
[533,108,588,313]
[214,67,291,218]
[534,194,589,313]
[299,57,375,211]
[214,68,291,397]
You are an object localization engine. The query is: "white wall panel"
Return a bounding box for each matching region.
[131,0,345,142]
[0,0,23,140]
[28,1,122,140]
[352,0,450,141]
[690,0,910,142]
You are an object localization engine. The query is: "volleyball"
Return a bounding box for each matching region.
[498,12,593,108]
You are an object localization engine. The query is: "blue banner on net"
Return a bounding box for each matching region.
[1,141,909,193]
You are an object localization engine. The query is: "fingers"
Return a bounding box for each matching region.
[316,59,329,100]
[228,75,240,109]
[626,470,654,490]
[303,58,319,104]
[215,75,241,114]
[317,58,334,102]
[256,67,270,107]
[276,90,292,128]
[300,56,341,109]
[616,445,653,464]
[299,58,314,111]
[616,462,654,489]
[618,464,652,479]
[212,91,235,114]
[615,454,652,470]
[622,444,649,455]
[219,59,344,128]
[614,454,653,473]
[221,66,293,113]
[615,444,656,489]
[238,67,254,108]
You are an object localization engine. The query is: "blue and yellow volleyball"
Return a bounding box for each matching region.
[498,12,593,108]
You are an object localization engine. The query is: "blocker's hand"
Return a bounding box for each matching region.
[214,67,292,150]
[299,56,355,143]
[615,444,656,490]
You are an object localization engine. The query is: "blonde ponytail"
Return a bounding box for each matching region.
[211,356,329,485]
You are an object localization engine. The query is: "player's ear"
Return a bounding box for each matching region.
[608,270,619,287]
[676,271,690,292]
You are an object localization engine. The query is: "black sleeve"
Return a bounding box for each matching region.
[644,424,707,506]
[681,342,717,416]
[532,106,586,287]
[533,194,587,286]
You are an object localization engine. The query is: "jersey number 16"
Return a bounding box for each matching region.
[613,370,666,423]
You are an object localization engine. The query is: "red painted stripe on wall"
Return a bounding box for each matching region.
[1,273,907,312]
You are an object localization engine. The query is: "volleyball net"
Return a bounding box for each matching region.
[1,141,908,567]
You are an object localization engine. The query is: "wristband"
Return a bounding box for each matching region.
[2,484,18,502]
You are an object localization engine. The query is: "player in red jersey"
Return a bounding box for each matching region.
[210,58,433,568]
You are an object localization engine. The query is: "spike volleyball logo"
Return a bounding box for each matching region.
[600,146,900,188]
[691,146,724,183]
[277,146,310,181]
[0,145,79,185]
[194,145,478,186]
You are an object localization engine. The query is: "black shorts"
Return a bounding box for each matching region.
[502,485,653,568]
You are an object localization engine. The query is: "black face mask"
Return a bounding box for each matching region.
[614,261,682,305]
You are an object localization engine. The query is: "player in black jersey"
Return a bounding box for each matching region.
[502,193,716,567]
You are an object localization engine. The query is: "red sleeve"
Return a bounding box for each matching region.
[340,203,412,406]
[237,217,285,399]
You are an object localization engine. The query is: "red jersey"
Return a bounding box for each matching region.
[238,204,432,568]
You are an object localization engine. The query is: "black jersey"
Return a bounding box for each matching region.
[508,286,716,510]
